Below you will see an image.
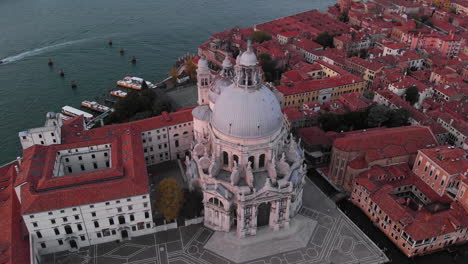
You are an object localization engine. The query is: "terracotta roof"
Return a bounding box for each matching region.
[334,126,438,162]
[298,127,332,146]
[419,146,468,176]
[355,163,468,241]
[16,108,193,215]
[0,161,30,264]
[277,74,364,96]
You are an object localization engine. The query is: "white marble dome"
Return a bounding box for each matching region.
[238,50,257,66]
[211,84,282,139]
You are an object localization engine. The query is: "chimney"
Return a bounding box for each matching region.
[449,119,454,126]
[418,203,424,211]
[14,165,19,175]
[16,156,22,166]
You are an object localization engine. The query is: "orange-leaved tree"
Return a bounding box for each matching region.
[155,178,184,222]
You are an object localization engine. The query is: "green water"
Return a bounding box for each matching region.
[0,0,335,163]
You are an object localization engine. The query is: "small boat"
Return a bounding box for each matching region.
[71,80,77,88]
[108,40,113,46]
[110,90,127,98]
[0,60,3,64]
[81,100,113,113]
[131,56,137,64]
[59,69,65,77]
[116,76,156,90]
[62,105,93,120]
[48,58,53,67]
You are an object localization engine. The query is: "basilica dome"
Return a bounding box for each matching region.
[211,83,283,139]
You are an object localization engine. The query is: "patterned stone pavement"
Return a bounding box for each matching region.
[42,178,389,264]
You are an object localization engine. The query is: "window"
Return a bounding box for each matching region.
[48,212,53,215]
[118,216,126,224]
[78,156,82,161]
[102,229,110,237]
[29,215,34,219]
[93,163,98,169]
[248,156,255,168]
[67,166,73,173]
[36,231,42,238]
[65,158,69,162]
[91,212,96,217]
[63,217,68,222]
[143,202,148,208]
[65,225,73,234]
[175,140,179,148]
[145,212,150,219]
[41,243,46,248]
[94,221,99,228]
[32,222,38,227]
[104,152,108,157]
[233,155,239,165]
[97,233,102,238]
[259,154,266,168]
[58,239,63,245]
[80,235,85,241]
[130,214,135,221]
[117,207,122,213]
[109,218,114,225]
[77,224,83,231]
[106,161,110,167]
[128,205,133,210]
[223,151,229,166]
[80,164,85,171]
[54,228,60,235]
[74,215,79,220]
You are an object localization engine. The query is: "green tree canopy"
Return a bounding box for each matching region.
[314,32,335,48]
[367,104,390,127]
[404,86,420,105]
[250,31,272,43]
[156,178,184,222]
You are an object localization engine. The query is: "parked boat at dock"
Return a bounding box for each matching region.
[110,90,127,98]
[81,100,113,113]
[116,76,156,90]
[62,106,94,120]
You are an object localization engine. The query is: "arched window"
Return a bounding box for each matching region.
[233,155,239,165]
[248,156,255,168]
[64,225,72,234]
[173,133,179,137]
[54,228,60,235]
[118,215,125,225]
[223,151,229,166]
[208,197,224,209]
[259,154,266,168]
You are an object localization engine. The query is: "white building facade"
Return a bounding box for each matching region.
[186,45,306,238]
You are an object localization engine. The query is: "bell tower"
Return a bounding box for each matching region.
[197,57,212,106]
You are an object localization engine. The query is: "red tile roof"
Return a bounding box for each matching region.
[334,126,438,162]
[419,146,468,176]
[0,161,30,264]
[355,163,468,241]
[277,74,364,96]
[16,108,194,215]
[298,127,332,146]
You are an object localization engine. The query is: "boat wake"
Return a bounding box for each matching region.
[0,38,90,65]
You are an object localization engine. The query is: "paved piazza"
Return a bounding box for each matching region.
[42,178,389,264]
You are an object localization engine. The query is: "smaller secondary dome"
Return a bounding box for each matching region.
[222,56,233,68]
[238,50,257,66]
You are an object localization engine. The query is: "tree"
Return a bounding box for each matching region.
[258,53,278,82]
[250,31,272,43]
[185,58,197,79]
[368,105,390,127]
[404,86,419,105]
[314,32,335,48]
[156,178,184,222]
[386,109,410,128]
[338,12,349,23]
[169,67,178,83]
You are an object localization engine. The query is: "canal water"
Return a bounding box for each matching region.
[0,0,337,163]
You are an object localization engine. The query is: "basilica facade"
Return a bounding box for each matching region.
[185,44,306,238]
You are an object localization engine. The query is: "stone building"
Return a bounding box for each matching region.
[186,44,306,238]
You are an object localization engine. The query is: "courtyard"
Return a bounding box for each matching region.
[42,176,388,264]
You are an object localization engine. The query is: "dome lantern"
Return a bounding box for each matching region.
[234,40,262,90]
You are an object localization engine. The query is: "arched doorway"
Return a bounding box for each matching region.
[257,202,271,228]
[230,206,237,229]
[121,230,129,239]
[69,240,77,249]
